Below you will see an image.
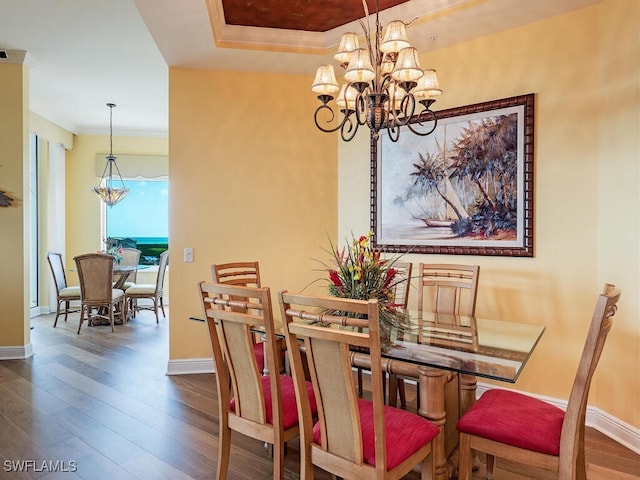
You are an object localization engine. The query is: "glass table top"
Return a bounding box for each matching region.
[190,310,545,384]
[380,312,545,383]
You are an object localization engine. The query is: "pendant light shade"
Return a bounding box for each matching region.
[93,103,129,207]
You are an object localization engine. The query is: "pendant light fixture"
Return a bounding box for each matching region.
[93,102,129,206]
[311,0,442,142]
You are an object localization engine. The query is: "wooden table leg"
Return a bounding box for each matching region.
[418,366,450,480]
[459,374,481,471]
[458,374,477,414]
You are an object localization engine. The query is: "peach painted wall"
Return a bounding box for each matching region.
[0,62,29,348]
[338,1,639,427]
[167,68,338,361]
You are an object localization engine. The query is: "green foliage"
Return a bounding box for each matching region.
[138,243,168,265]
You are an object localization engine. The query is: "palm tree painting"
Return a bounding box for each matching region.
[373,94,534,256]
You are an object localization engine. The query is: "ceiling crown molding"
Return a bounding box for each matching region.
[0,49,27,65]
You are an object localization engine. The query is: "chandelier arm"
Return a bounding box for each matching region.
[405,109,439,136]
[386,123,401,143]
[387,94,401,127]
[110,157,128,189]
[354,91,370,126]
[340,116,360,142]
[314,104,348,133]
[396,93,417,126]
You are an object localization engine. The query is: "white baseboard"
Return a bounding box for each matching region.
[587,406,640,455]
[0,344,34,360]
[166,357,214,375]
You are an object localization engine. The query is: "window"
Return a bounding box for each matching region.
[106,179,168,265]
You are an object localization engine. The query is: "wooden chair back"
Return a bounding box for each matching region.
[280,291,437,480]
[212,261,261,287]
[212,261,266,369]
[559,283,621,477]
[279,292,384,478]
[417,263,480,317]
[198,282,298,479]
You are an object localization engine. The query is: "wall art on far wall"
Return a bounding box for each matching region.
[371,93,534,257]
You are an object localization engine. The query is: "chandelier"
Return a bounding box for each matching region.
[93,103,129,207]
[311,0,442,142]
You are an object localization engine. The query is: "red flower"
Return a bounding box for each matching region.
[329,269,343,287]
[382,268,396,289]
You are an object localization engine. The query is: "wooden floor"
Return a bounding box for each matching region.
[0,310,638,480]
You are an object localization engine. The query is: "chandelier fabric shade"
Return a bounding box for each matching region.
[93,103,129,207]
[311,0,442,142]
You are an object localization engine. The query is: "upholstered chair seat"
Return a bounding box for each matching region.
[456,284,621,480]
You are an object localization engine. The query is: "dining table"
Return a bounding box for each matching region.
[113,263,148,290]
[190,309,545,480]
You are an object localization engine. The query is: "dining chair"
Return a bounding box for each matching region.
[356,261,412,401]
[198,282,317,480]
[417,263,480,318]
[211,261,261,287]
[125,250,169,322]
[212,261,268,373]
[388,263,480,410]
[456,283,621,480]
[279,291,439,480]
[47,251,82,327]
[74,253,125,333]
[119,247,141,290]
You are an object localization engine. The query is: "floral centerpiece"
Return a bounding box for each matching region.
[101,238,124,264]
[107,245,124,264]
[322,231,409,332]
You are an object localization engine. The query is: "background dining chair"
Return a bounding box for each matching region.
[456,283,621,480]
[74,253,125,333]
[119,247,141,290]
[211,261,261,287]
[198,282,317,480]
[212,261,268,373]
[47,251,82,327]
[417,263,480,318]
[279,291,439,480]
[388,263,480,411]
[125,250,169,323]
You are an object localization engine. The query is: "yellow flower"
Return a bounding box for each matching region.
[353,266,362,281]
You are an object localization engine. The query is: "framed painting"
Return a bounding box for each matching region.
[371,93,534,257]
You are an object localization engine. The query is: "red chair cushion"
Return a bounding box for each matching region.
[230,374,317,430]
[456,389,565,456]
[313,398,439,470]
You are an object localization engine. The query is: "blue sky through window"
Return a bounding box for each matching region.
[106,180,169,240]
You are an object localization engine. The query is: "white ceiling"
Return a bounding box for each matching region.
[0,0,599,137]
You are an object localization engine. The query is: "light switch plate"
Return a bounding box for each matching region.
[184,247,193,263]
